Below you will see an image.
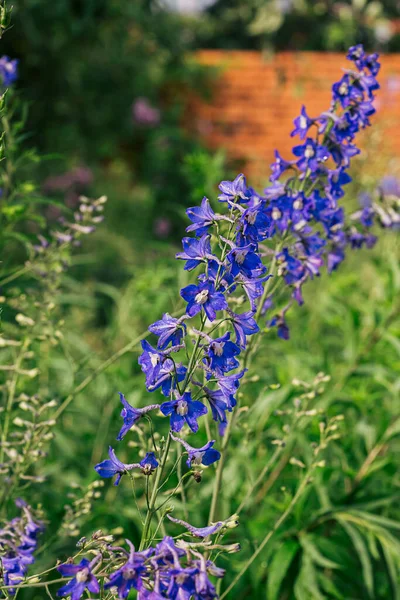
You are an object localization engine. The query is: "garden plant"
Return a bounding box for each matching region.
[0,2,400,599]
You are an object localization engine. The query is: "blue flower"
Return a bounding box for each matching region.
[104,541,147,598]
[0,56,18,87]
[176,235,213,271]
[237,202,271,244]
[269,314,290,340]
[203,388,230,435]
[148,313,187,349]
[94,447,141,485]
[227,243,266,279]
[138,340,186,396]
[237,273,271,311]
[180,280,227,322]
[201,259,236,293]
[186,197,217,236]
[277,248,304,284]
[194,558,222,599]
[216,369,246,399]
[332,74,361,108]
[170,433,220,467]
[167,566,198,600]
[139,452,159,475]
[218,173,251,203]
[347,44,365,69]
[167,515,224,538]
[229,310,259,349]
[291,105,312,140]
[206,333,240,375]
[292,138,330,173]
[270,150,294,182]
[364,52,380,76]
[57,558,100,600]
[330,113,359,143]
[327,168,352,199]
[117,393,160,441]
[329,141,360,168]
[160,392,207,433]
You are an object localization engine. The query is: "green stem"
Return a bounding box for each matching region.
[208,254,279,523]
[139,434,171,551]
[0,337,29,466]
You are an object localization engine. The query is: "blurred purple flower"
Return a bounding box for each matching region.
[132,98,161,126]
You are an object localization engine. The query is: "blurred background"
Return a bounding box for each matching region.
[2,1,400,598]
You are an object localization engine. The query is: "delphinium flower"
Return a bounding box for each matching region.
[104,540,148,598]
[0,55,17,87]
[94,447,158,485]
[0,499,43,594]
[117,392,160,441]
[86,45,397,600]
[170,432,221,467]
[57,557,100,600]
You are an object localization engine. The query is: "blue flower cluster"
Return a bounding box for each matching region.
[0,499,43,596]
[57,537,226,600]
[86,44,399,600]
[0,55,17,87]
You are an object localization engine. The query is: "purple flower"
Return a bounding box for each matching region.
[186,197,217,236]
[94,447,143,485]
[229,310,259,349]
[379,175,400,197]
[132,97,160,126]
[170,433,220,467]
[206,333,240,375]
[270,150,294,182]
[139,452,159,475]
[237,203,271,244]
[57,558,100,600]
[269,314,290,340]
[292,138,330,173]
[332,75,361,108]
[364,52,381,76]
[117,393,160,441]
[176,235,213,271]
[237,273,271,311]
[0,56,18,87]
[327,168,352,199]
[291,105,313,140]
[327,245,345,272]
[180,280,227,322]
[138,340,186,396]
[227,243,266,279]
[203,388,230,435]
[194,557,221,599]
[160,392,207,433]
[167,515,224,538]
[347,44,365,69]
[218,173,251,203]
[148,313,187,349]
[104,541,147,598]
[167,566,198,600]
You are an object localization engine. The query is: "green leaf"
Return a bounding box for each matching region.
[318,572,345,600]
[338,519,374,598]
[299,534,341,569]
[380,540,400,600]
[349,510,400,532]
[294,553,324,600]
[267,540,299,600]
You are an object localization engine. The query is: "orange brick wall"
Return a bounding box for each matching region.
[190,51,400,180]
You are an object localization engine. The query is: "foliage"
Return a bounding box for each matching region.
[200,0,400,51]
[0,5,400,600]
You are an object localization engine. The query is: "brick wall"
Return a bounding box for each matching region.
[190,51,400,180]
